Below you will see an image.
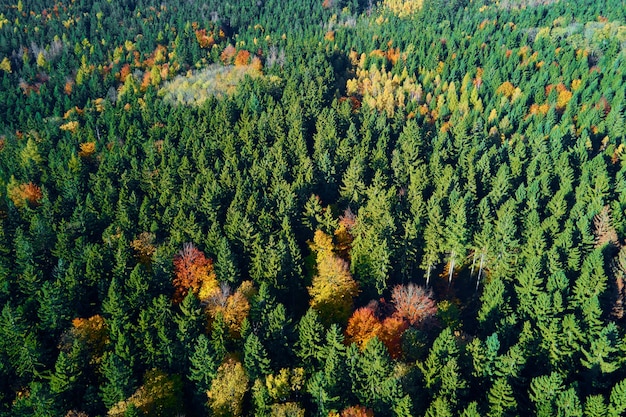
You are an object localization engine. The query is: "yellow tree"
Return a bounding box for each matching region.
[308,230,359,324]
[207,358,248,417]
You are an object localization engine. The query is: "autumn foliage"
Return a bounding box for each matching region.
[64,79,74,95]
[172,243,219,303]
[341,405,375,417]
[382,0,425,17]
[195,29,215,48]
[207,358,248,417]
[220,44,237,64]
[308,230,359,324]
[8,181,43,208]
[345,307,383,350]
[107,369,183,416]
[345,306,408,358]
[78,141,96,158]
[334,208,356,259]
[118,63,131,82]
[378,315,409,358]
[391,283,437,327]
[205,281,256,338]
[70,315,108,359]
[234,49,251,67]
[345,284,435,358]
[130,232,157,264]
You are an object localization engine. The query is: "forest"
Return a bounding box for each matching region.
[0,0,625,415]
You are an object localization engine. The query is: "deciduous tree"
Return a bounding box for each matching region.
[308,230,359,324]
[172,243,218,303]
[207,358,249,417]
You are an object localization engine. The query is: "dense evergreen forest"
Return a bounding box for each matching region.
[1,0,626,415]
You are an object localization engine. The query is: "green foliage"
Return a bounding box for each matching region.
[487,378,517,417]
[244,333,272,381]
[1,0,626,415]
[295,309,325,369]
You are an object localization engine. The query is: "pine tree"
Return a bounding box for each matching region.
[0,304,42,379]
[100,351,135,409]
[350,173,396,296]
[444,192,470,287]
[211,311,227,364]
[252,379,272,417]
[188,334,218,413]
[581,323,623,390]
[608,379,626,417]
[468,332,500,380]
[421,198,445,287]
[584,395,608,417]
[529,372,564,417]
[555,388,583,417]
[173,291,204,372]
[296,309,326,370]
[49,343,85,409]
[487,377,517,417]
[243,333,271,381]
[349,337,401,415]
[460,402,482,417]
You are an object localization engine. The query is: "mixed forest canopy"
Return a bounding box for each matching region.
[0,0,626,415]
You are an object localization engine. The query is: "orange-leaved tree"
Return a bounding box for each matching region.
[234,50,251,67]
[205,281,256,338]
[345,306,408,358]
[345,307,382,350]
[308,230,359,324]
[341,405,375,417]
[172,243,219,303]
[7,180,43,208]
[378,315,409,359]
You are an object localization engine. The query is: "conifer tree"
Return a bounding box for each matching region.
[296,309,326,370]
[188,334,218,412]
[243,333,271,381]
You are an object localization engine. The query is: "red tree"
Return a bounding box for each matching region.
[172,243,218,303]
[379,315,409,359]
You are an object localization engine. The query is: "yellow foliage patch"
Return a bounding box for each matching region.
[159,63,264,106]
[207,359,248,417]
[557,89,573,111]
[59,121,79,133]
[496,81,516,98]
[346,64,421,117]
[108,369,182,417]
[78,141,96,158]
[0,57,11,73]
[382,0,424,17]
[308,230,359,324]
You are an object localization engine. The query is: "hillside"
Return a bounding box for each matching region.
[0,0,625,415]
